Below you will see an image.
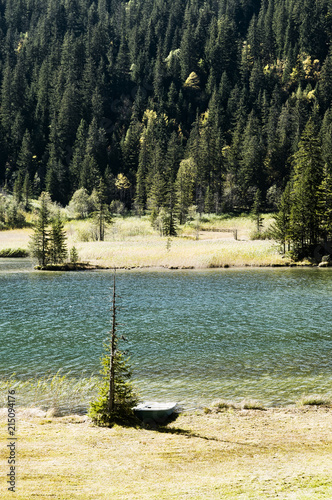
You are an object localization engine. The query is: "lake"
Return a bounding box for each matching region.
[1,259,332,408]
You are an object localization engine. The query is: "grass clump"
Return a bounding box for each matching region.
[0,247,29,257]
[211,399,237,411]
[297,394,332,407]
[240,399,265,410]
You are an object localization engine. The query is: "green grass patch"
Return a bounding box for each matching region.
[0,247,29,257]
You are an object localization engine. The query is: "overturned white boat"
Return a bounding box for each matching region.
[133,402,177,423]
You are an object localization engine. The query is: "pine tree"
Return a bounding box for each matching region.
[251,188,264,233]
[88,272,138,427]
[93,177,112,241]
[289,119,324,255]
[70,119,88,193]
[49,211,68,264]
[22,172,31,210]
[29,192,51,267]
[317,165,332,242]
[175,158,197,224]
[270,182,292,253]
[13,170,23,204]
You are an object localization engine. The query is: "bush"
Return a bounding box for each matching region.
[110,200,125,215]
[250,230,271,240]
[76,223,98,242]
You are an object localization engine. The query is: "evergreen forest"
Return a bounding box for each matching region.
[0,0,331,251]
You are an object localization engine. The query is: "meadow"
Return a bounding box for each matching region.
[1,405,331,499]
[0,214,293,268]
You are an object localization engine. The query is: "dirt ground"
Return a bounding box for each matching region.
[1,406,332,499]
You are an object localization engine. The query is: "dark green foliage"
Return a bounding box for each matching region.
[270,182,292,253]
[88,346,138,427]
[289,119,324,253]
[49,212,68,264]
[0,0,330,223]
[251,188,263,232]
[93,177,112,241]
[272,120,328,258]
[0,248,29,257]
[29,192,68,266]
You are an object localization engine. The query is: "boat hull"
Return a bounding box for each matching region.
[133,402,177,423]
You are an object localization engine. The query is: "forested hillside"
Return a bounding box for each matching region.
[0,0,331,218]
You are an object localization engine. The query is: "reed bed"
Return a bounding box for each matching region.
[0,373,100,415]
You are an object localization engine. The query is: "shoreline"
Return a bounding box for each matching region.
[1,255,326,271]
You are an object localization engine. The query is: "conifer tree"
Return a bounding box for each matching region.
[289,119,324,254]
[93,177,112,241]
[88,272,138,427]
[49,211,68,264]
[251,188,264,232]
[270,182,293,253]
[22,172,31,210]
[29,192,51,267]
[317,165,332,243]
[13,170,23,204]
[175,158,197,224]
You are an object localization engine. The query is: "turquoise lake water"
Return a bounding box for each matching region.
[1,259,332,407]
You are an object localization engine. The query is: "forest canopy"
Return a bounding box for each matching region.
[0,0,331,218]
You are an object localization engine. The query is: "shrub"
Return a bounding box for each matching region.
[250,230,271,240]
[70,246,79,264]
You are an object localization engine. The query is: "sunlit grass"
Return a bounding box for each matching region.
[0,228,32,251]
[0,214,292,268]
[1,406,332,499]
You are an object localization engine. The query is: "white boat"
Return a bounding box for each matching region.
[133,401,177,422]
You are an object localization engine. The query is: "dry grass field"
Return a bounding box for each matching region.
[0,215,294,268]
[1,406,332,499]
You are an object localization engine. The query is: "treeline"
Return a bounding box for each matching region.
[0,0,331,229]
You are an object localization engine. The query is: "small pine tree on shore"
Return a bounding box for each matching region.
[88,273,138,427]
[70,246,79,264]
